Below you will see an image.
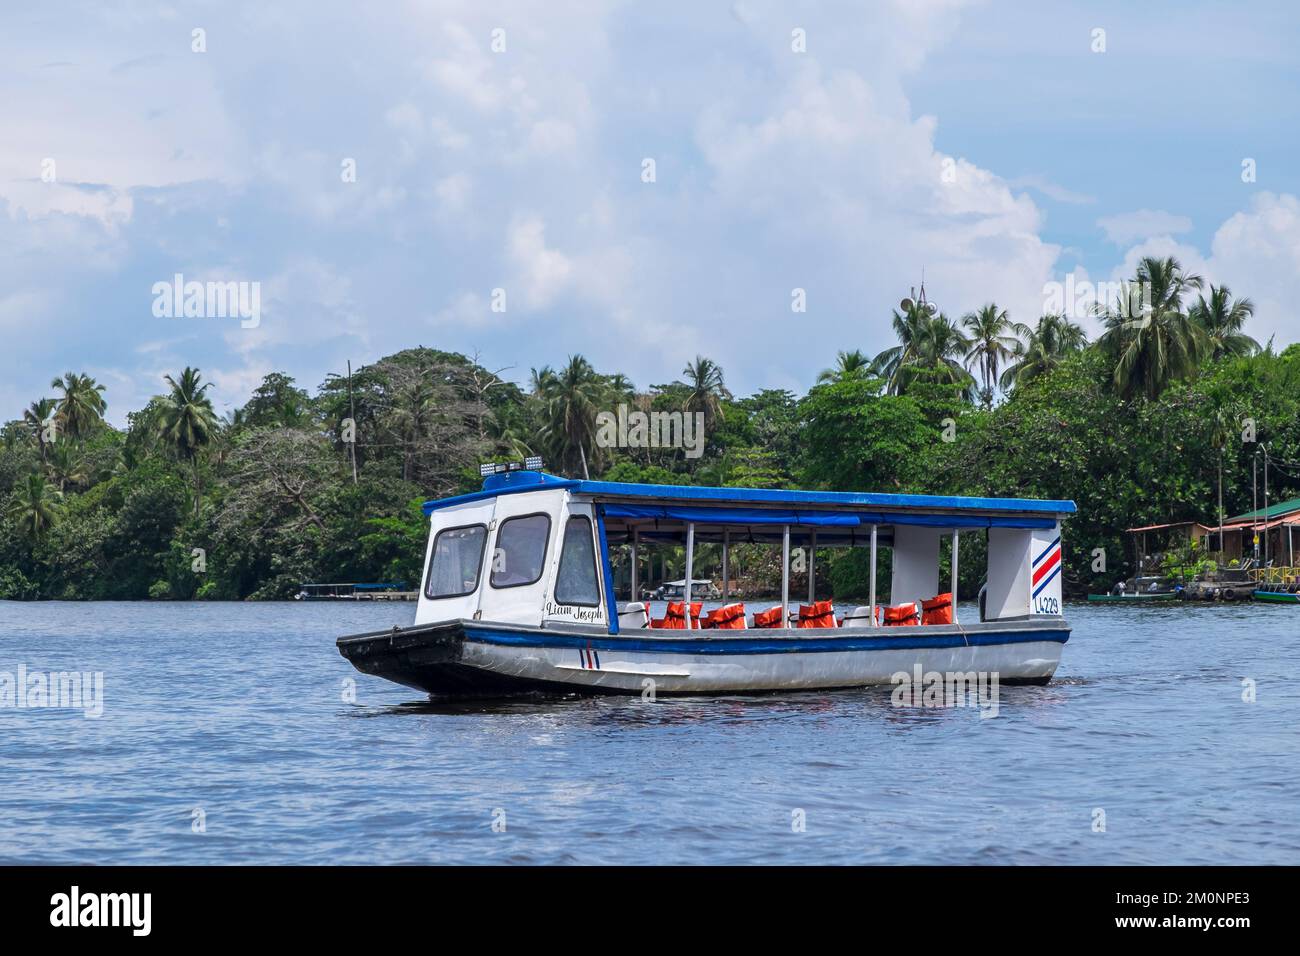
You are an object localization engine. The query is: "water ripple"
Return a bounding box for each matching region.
[1,599,1298,864]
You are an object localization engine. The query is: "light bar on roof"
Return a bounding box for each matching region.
[479,458,545,477]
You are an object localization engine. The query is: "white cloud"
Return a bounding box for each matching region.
[1202,192,1300,347]
[1,0,1295,425]
[1098,209,1194,245]
[434,173,472,212]
[506,216,574,309]
[1009,175,1096,206]
[1094,194,1299,349]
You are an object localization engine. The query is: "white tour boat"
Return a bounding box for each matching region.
[336,462,1074,695]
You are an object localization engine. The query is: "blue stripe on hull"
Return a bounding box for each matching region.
[464,625,1069,656]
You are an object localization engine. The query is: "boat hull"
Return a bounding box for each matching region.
[1254,589,1300,604]
[337,619,1070,696]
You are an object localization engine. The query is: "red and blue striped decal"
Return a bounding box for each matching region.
[581,641,601,670]
[1031,536,1062,598]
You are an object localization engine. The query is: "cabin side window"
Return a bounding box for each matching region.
[554,516,601,606]
[425,524,488,599]
[490,513,552,589]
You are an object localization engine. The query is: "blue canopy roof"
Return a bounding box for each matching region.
[421,471,1075,528]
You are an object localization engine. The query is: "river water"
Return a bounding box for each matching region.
[1,599,1296,864]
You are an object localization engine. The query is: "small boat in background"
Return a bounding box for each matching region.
[1253,585,1300,604]
[296,582,415,601]
[650,579,721,602]
[1087,576,1179,602]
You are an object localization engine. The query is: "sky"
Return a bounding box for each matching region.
[3,0,1300,425]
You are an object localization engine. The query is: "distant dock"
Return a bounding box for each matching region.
[295,583,416,601]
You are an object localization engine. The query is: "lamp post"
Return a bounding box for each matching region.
[1262,444,1270,569]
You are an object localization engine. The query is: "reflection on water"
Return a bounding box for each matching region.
[0,598,1297,864]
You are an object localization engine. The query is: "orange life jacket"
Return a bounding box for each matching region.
[797,599,837,628]
[921,592,953,625]
[883,602,919,626]
[656,600,702,629]
[752,606,785,628]
[706,603,747,629]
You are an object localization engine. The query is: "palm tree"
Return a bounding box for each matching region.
[871,299,931,394]
[1000,314,1087,389]
[681,355,730,432]
[1098,256,1206,399]
[538,355,606,479]
[817,349,873,384]
[44,440,88,492]
[156,367,218,515]
[7,472,62,542]
[961,304,1021,408]
[50,372,106,440]
[22,398,58,462]
[919,313,974,380]
[382,364,442,482]
[1190,284,1259,361]
[604,373,636,401]
[895,313,974,396]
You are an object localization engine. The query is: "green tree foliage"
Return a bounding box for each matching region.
[50,371,107,440]
[7,472,62,543]
[1098,255,1206,399]
[1,290,1293,601]
[1000,313,1087,389]
[800,378,935,492]
[157,367,219,515]
[962,303,1019,409]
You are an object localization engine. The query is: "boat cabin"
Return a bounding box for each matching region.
[414,466,1075,633]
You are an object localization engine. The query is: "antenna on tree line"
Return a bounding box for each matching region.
[899,269,938,316]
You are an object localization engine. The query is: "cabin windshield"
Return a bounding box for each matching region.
[490,514,551,588]
[425,524,487,599]
[555,516,601,605]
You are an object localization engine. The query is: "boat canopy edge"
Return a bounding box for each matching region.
[420,471,1076,521]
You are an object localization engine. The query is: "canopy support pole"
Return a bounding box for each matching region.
[722,528,730,601]
[630,527,639,603]
[869,524,878,628]
[684,522,695,629]
[781,524,791,628]
[950,529,959,620]
[808,531,817,604]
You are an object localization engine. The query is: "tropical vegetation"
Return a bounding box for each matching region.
[1,256,1294,600]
